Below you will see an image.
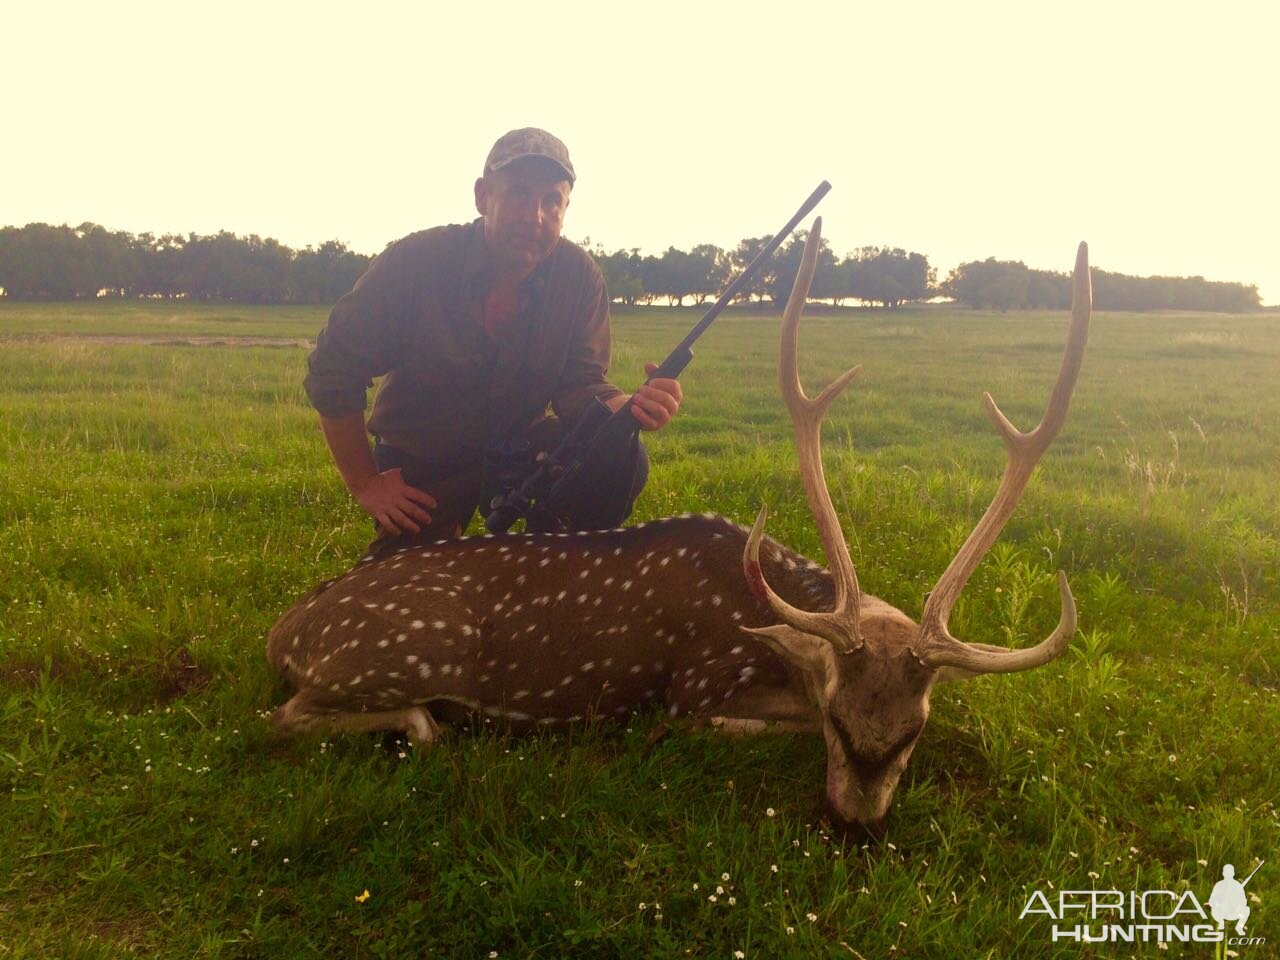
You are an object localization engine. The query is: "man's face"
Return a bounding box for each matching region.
[475,158,572,277]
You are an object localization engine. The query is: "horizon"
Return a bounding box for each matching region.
[2,216,1272,309]
[3,2,1277,304]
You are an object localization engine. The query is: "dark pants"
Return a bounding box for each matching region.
[370,415,648,550]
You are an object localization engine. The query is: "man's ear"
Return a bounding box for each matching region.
[474,176,490,217]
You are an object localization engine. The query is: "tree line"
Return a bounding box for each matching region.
[0,223,370,304]
[587,232,934,309]
[0,221,1262,312]
[941,257,1260,313]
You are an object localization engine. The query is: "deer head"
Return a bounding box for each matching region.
[742,219,1091,834]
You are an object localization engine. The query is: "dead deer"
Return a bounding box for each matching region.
[267,218,1091,834]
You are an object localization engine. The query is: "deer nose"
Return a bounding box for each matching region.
[824,800,888,844]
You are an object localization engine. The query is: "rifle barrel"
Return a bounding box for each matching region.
[1241,861,1265,887]
[667,180,832,360]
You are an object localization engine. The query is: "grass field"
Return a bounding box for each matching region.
[2,300,1278,958]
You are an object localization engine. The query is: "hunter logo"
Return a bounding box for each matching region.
[1018,859,1265,948]
[1209,863,1259,936]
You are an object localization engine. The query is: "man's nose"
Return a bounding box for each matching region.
[517,197,543,226]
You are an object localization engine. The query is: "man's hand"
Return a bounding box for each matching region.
[353,468,439,535]
[628,362,683,431]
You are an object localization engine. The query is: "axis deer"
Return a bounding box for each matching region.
[268,219,1091,834]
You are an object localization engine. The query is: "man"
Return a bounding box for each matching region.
[1208,863,1251,936]
[304,128,681,547]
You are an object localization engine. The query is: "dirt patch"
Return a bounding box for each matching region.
[157,646,213,702]
[0,333,313,348]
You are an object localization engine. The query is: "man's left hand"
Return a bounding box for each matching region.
[628,362,682,431]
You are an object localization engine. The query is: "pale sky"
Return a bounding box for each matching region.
[4,1,1278,303]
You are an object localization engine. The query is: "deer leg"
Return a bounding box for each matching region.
[702,685,820,735]
[273,693,443,746]
[708,716,821,735]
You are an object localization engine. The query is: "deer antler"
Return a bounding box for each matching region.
[743,218,864,652]
[915,242,1091,674]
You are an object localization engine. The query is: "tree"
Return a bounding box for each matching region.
[686,244,730,304]
[942,258,1031,310]
[729,236,772,303]
[768,230,837,306]
[292,240,371,303]
[845,246,934,308]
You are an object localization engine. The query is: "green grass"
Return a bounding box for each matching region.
[2,303,1278,957]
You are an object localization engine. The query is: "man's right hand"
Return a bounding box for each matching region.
[352,468,439,535]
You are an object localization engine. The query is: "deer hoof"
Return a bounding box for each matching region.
[405,707,442,746]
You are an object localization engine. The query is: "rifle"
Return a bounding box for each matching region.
[484,180,832,534]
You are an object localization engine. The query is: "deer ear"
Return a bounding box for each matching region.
[741,624,829,676]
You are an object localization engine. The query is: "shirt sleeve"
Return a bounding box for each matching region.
[303,241,414,418]
[551,269,625,422]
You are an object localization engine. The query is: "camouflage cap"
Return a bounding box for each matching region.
[484,128,576,185]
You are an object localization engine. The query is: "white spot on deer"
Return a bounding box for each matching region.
[540,688,556,699]
[559,675,573,687]
[628,664,642,675]
[580,661,595,672]
[556,590,567,602]
[613,548,622,556]
[383,603,396,611]
[622,580,633,591]
[396,633,408,643]
[603,577,614,587]
[558,551,568,560]
[411,620,425,630]
[349,676,362,687]
[460,625,474,637]
[388,671,402,679]
[576,594,588,604]
[329,683,340,693]
[291,634,301,648]
[377,639,390,649]
[699,697,712,708]
[730,645,744,655]
[513,690,529,700]
[406,655,419,665]
[340,618,351,627]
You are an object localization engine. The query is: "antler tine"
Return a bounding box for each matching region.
[743,505,859,651]
[917,242,1091,674]
[746,217,864,651]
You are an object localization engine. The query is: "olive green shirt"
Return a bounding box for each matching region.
[304,219,622,472]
